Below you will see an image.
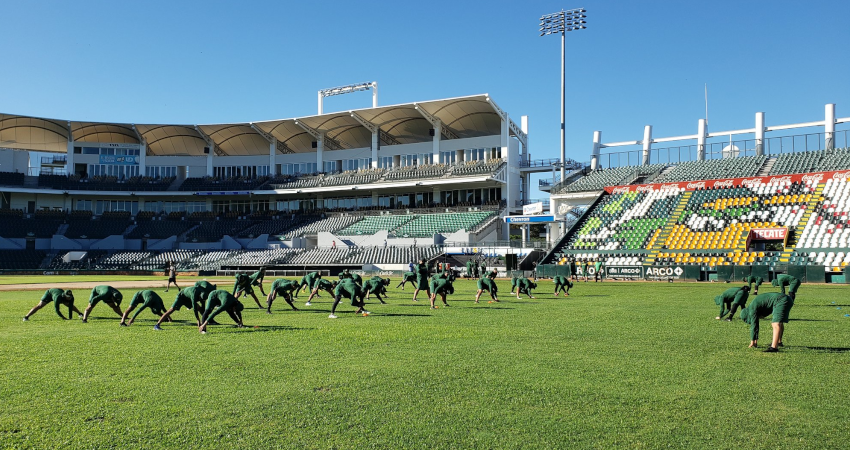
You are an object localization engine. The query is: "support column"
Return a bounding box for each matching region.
[269,138,276,175]
[502,114,513,210]
[697,119,707,160]
[432,123,441,164]
[642,125,652,165]
[521,224,528,242]
[371,131,379,168]
[590,131,601,170]
[521,115,529,162]
[206,149,213,177]
[754,113,765,156]
[66,140,75,176]
[825,103,836,150]
[138,142,147,177]
[316,136,324,172]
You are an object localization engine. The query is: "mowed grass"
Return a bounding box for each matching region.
[1,278,849,449]
[0,275,168,285]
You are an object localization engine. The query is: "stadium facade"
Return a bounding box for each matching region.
[0,94,558,273]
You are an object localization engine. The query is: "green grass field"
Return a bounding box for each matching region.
[1,277,848,449]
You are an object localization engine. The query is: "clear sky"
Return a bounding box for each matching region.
[2,0,849,196]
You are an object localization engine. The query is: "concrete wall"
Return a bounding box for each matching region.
[0,148,30,173]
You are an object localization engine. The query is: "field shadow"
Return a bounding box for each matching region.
[789,318,831,322]
[248,325,310,332]
[796,346,850,353]
[379,313,432,317]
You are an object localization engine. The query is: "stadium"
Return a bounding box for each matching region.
[3,3,850,449]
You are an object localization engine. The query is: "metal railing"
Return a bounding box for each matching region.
[596,129,849,169]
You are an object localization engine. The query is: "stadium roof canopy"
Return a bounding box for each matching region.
[0,94,521,156]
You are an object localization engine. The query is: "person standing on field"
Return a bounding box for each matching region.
[23,289,80,321]
[594,258,604,282]
[165,262,179,292]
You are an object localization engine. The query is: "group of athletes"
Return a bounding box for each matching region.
[712,273,802,352]
[20,258,807,348]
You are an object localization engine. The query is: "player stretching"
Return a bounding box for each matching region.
[82,285,124,323]
[23,289,80,321]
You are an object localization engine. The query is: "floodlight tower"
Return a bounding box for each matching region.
[540,8,587,181]
[318,82,378,114]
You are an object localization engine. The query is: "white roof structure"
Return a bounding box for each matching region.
[0,94,523,155]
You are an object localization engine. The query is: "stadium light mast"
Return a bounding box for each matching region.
[540,8,586,181]
[318,81,378,114]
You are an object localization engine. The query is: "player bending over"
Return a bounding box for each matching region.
[232,273,264,309]
[23,289,79,321]
[265,279,300,313]
[553,275,573,296]
[154,286,209,330]
[771,274,801,301]
[329,279,369,319]
[514,277,537,299]
[739,292,794,352]
[396,271,417,290]
[428,275,454,309]
[199,290,246,334]
[296,272,322,298]
[474,276,499,303]
[82,285,124,323]
[121,290,169,326]
[714,286,749,321]
[362,277,390,304]
[743,275,763,295]
[306,279,337,305]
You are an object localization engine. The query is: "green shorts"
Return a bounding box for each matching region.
[416,278,429,290]
[171,296,193,311]
[771,297,793,323]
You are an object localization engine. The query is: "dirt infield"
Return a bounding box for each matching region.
[0,278,232,292]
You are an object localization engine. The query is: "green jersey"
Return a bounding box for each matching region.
[740,293,794,341]
[172,286,205,312]
[714,287,749,319]
[89,285,123,306]
[129,290,166,320]
[477,277,497,293]
[41,288,74,318]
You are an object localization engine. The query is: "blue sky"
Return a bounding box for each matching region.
[2,0,849,193]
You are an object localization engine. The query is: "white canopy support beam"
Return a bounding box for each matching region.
[250,124,278,175]
[65,120,74,176]
[194,126,219,176]
[508,119,527,149]
[413,103,459,140]
[350,112,381,168]
[294,120,326,171]
[350,111,401,146]
[131,125,147,175]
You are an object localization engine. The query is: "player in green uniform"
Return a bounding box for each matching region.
[120,290,168,326]
[480,259,487,277]
[296,271,322,298]
[199,289,246,333]
[412,259,431,302]
[23,289,79,321]
[338,269,353,280]
[154,286,210,330]
[474,276,499,303]
[466,259,475,278]
[514,277,537,299]
[742,275,764,295]
[362,277,390,304]
[194,280,217,294]
[771,274,801,301]
[329,279,369,318]
[81,285,124,322]
[714,286,750,321]
[581,260,590,282]
[396,271,417,290]
[553,275,573,296]
[428,276,454,309]
[265,278,300,313]
[569,258,578,281]
[350,273,363,286]
[593,259,604,282]
[232,273,263,309]
[306,279,337,304]
[739,292,794,352]
[248,267,268,296]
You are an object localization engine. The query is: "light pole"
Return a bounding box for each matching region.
[540,8,587,181]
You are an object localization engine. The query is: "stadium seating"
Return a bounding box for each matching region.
[654,155,767,183]
[184,220,255,242]
[237,216,318,238]
[322,169,384,187]
[0,250,46,269]
[0,171,25,186]
[131,250,200,270]
[287,247,358,265]
[93,251,153,270]
[385,164,448,181]
[46,251,107,270]
[64,218,130,239]
[0,218,62,238]
[340,246,442,265]
[770,147,850,175]
[127,219,195,239]
[179,177,267,192]
[452,160,505,177]
[281,215,362,239]
[393,211,495,238]
[797,177,850,255]
[338,214,416,235]
[554,164,667,193]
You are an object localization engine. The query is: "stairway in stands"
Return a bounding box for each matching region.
[779,182,825,263]
[757,157,776,176]
[643,191,692,267]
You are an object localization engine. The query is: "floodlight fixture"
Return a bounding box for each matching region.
[539,7,587,180]
[318,81,378,114]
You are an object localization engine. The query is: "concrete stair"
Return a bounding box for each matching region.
[643,191,692,266]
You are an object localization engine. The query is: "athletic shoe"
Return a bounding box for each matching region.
[22,317,28,322]
[778,342,784,347]
[153,325,162,331]
[200,330,206,334]
[328,314,338,319]
[81,319,87,323]
[305,302,312,306]
[362,311,371,315]
[724,318,733,322]
[120,322,128,327]
[764,347,779,353]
